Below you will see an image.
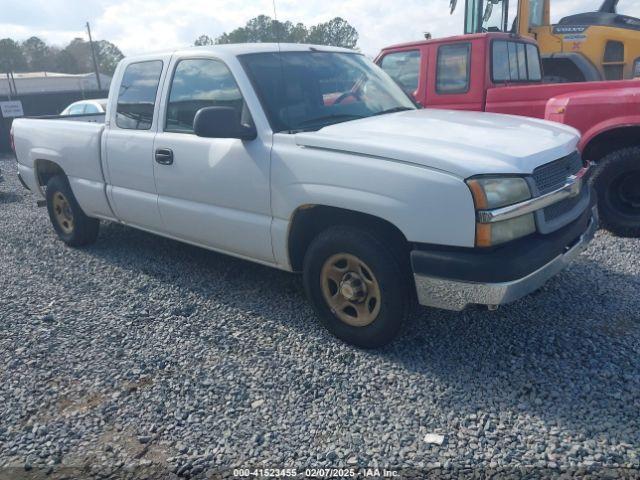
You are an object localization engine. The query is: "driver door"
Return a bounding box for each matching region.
[152,57,273,263]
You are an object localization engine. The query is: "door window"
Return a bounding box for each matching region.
[166,58,247,134]
[379,50,421,93]
[436,43,471,94]
[116,61,163,130]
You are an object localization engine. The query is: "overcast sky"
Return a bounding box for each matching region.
[1,0,639,57]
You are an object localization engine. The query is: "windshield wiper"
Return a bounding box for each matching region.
[373,107,414,117]
[295,113,366,129]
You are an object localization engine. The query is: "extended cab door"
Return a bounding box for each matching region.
[425,40,485,111]
[377,48,426,104]
[152,56,273,263]
[103,56,170,231]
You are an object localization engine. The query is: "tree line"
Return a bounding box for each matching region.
[195,16,359,49]
[1,15,358,77]
[0,37,124,76]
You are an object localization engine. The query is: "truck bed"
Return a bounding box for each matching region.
[12,116,113,220]
[33,113,106,124]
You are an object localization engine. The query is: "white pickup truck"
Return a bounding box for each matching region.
[12,43,598,348]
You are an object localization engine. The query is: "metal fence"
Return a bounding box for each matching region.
[0,90,108,152]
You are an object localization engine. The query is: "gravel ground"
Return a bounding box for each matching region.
[0,153,639,479]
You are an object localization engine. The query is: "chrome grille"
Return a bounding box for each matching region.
[533,153,583,195]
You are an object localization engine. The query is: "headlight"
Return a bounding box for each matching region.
[476,214,536,247]
[466,176,531,209]
[466,176,535,247]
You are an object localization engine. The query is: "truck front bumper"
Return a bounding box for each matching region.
[412,205,598,311]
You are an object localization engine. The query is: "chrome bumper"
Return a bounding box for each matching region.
[476,165,590,224]
[414,207,598,311]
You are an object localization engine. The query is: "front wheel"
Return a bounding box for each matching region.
[303,226,411,348]
[592,147,640,238]
[46,175,100,246]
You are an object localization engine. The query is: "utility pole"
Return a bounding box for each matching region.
[5,72,18,99]
[5,73,13,100]
[86,22,103,91]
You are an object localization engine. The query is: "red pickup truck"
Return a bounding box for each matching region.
[376,32,640,237]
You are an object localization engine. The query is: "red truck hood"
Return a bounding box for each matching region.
[295,109,580,178]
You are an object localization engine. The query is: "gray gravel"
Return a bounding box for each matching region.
[0,153,639,479]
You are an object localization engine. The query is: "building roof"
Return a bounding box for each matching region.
[1,72,111,96]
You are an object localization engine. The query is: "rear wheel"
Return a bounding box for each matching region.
[46,175,100,246]
[592,147,640,238]
[303,226,411,348]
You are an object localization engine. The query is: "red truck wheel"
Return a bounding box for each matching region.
[592,147,640,238]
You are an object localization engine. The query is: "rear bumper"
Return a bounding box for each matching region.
[412,205,598,311]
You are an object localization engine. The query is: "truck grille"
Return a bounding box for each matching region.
[543,193,584,222]
[533,151,588,234]
[533,152,583,195]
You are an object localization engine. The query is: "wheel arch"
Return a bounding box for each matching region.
[287,205,410,273]
[34,159,67,195]
[582,124,640,162]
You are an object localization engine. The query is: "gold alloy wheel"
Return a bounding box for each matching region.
[320,253,382,327]
[52,192,74,235]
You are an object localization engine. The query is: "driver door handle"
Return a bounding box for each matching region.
[155,148,174,165]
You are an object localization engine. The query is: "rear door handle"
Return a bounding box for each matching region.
[155,148,174,165]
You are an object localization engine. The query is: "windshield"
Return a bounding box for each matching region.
[240,51,416,133]
[482,0,508,31]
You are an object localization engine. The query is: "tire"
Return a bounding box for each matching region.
[45,175,100,246]
[303,226,411,349]
[591,147,640,238]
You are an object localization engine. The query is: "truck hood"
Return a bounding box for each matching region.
[295,109,579,178]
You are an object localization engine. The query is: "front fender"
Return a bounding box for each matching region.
[544,89,640,153]
[271,141,477,249]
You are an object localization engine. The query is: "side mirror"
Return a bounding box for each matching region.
[193,106,257,141]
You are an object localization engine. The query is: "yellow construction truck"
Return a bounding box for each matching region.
[452,0,640,82]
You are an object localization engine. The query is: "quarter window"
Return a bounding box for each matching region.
[379,50,421,93]
[68,104,86,115]
[116,61,163,130]
[84,104,100,114]
[492,41,542,82]
[526,44,542,80]
[436,43,471,94]
[166,59,247,134]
